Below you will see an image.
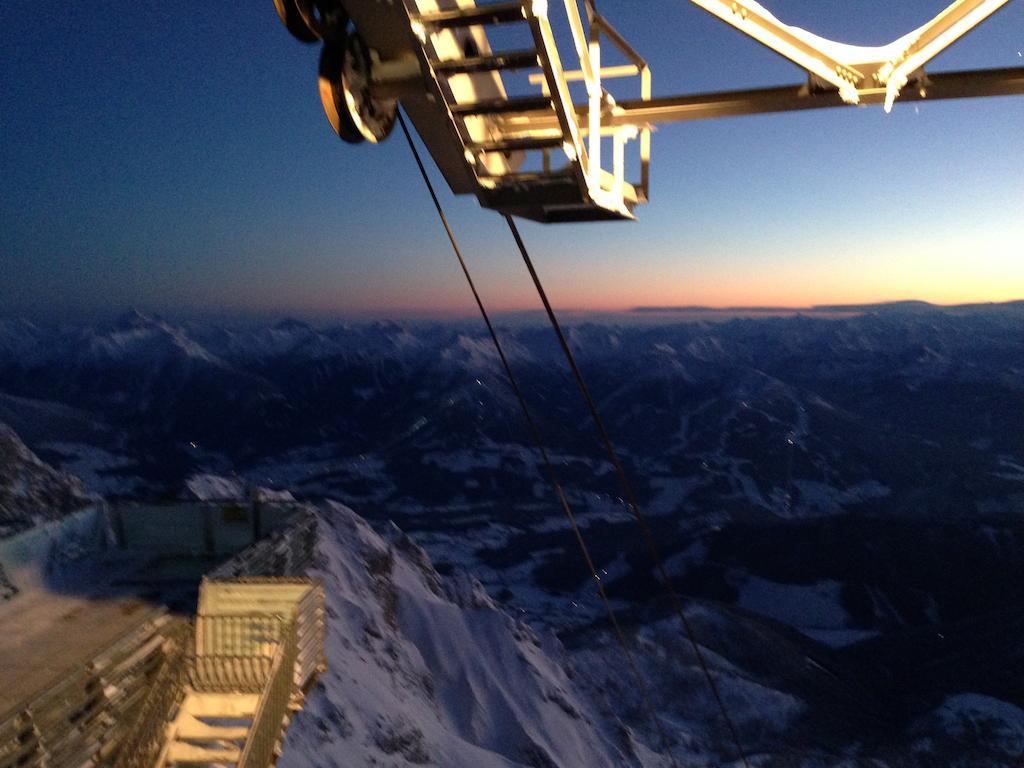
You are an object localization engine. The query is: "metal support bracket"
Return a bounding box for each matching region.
[689,0,1014,110]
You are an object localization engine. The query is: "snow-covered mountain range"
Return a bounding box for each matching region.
[1,304,1023,765]
[1,306,1021,519]
[284,500,1024,767]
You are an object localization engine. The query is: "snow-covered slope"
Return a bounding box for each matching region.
[0,422,93,530]
[281,502,660,768]
[183,472,247,501]
[183,472,296,502]
[279,501,1024,767]
[81,309,225,366]
[908,694,1024,767]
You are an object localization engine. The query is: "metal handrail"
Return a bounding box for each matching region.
[524,2,652,206]
[560,0,601,190]
[526,0,591,186]
[591,12,651,199]
[115,623,192,768]
[237,620,299,768]
[0,607,168,725]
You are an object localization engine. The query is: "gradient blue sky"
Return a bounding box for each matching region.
[2,1,1022,320]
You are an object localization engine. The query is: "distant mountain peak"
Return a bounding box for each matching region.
[95,309,226,366]
[0,422,94,529]
[112,307,159,330]
[810,300,937,313]
[272,317,313,332]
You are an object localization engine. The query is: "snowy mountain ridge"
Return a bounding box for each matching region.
[283,501,663,768]
[283,501,1024,768]
[0,422,94,531]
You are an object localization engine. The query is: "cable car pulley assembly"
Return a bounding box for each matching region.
[273,0,1023,223]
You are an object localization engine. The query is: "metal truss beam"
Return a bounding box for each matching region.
[607,67,1024,126]
[688,0,865,102]
[688,0,1014,110]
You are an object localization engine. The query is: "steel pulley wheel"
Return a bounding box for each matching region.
[273,0,348,43]
[273,0,318,43]
[318,34,397,144]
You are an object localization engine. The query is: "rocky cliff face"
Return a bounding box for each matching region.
[0,422,93,532]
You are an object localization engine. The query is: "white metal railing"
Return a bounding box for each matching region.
[116,623,193,768]
[566,0,603,193]
[236,620,299,768]
[524,0,651,212]
[526,0,591,183]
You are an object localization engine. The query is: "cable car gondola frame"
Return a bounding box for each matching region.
[272,0,1024,223]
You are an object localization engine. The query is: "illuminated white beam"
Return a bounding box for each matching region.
[878,0,1013,111]
[688,0,1014,110]
[689,0,864,103]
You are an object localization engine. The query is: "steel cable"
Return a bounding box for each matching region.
[505,214,752,768]
[397,110,681,768]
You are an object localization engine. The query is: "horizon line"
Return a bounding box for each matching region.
[629,298,1024,314]
[4,298,1023,328]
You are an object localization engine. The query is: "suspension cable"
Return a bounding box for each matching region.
[397,111,680,768]
[504,214,753,768]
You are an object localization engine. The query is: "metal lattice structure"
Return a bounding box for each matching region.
[272,0,1024,222]
[0,507,325,768]
[154,578,326,768]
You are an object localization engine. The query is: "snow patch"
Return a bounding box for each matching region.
[184,473,246,501]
